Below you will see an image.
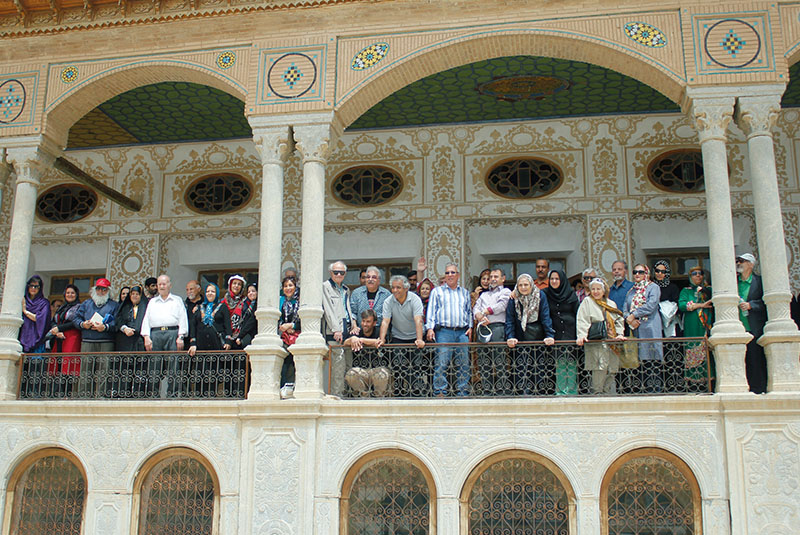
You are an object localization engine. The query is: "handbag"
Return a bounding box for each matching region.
[587,321,607,340]
[619,335,640,369]
[281,330,300,346]
[685,342,707,369]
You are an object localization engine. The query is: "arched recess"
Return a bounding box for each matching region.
[2,447,88,535]
[459,449,577,535]
[336,31,685,129]
[131,447,220,535]
[340,448,437,535]
[600,447,703,535]
[44,62,248,148]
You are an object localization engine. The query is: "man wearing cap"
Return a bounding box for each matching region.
[73,277,119,396]
[737,253,767,393]
[73,277,119,352]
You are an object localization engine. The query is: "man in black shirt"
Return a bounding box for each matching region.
[344,310,390,397]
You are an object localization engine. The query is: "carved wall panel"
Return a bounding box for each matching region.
[424,221,464,281]
[588,214,630,280]
[108,235,158,290]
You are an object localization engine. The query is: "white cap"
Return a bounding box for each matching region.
[736,253,756,264]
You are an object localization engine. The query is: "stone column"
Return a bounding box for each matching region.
[0,142,55,399]
[246,122,291,400]
[688,97,751,393]
[736,95,800,392]
[291,116,338,399]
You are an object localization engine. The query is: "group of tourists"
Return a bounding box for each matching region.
[18,250,767,398]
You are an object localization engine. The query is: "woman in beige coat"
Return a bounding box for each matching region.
[576,278,626,394]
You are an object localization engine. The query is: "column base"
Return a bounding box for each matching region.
[0,357,18,400]
[709,332,752,394]
[245,341,287,401]
[286,343,327,399]
[759,333,800,393]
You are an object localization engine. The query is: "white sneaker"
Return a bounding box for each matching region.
[280,383,295,399]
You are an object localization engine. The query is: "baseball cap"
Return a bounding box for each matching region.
[95,278,111,288]
[736,253,756,264]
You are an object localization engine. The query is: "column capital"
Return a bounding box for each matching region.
[251,125,292,167]
[735,94,782,140]
[6,142,58,188]
[687,97,735,144]
[293,121,338,165]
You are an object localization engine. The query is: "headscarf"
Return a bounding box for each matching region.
[202,283,221,327]
[652,260,671,288]
[20,275,50,352]
[53,284,81,325]
[280,278,300,325]
[119,285,148,323]
[688,266,712,331]
[543,269,578,308]
[629,265,653,313]
[223,275,246,336]
[513,273,541,330]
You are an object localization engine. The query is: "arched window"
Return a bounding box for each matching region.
[461,450,575,535]
[647,150,705,193]
[341,449,435,535]
[184,173,253,214]
[601,448,702,535]
[133,448,219,535]
[3,448,87,535]
[485,158,563,199]
[331,166,404,206]
[36,183,98,223]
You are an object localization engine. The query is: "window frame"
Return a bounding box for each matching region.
[48,273,108,303]
[600,447,703,535]
[330,165,405,207]
[131,447,220,535]
[646,149,706,194]
[184,173,255,215]
[36,183,99,224]
[3,447,88,535]
[484,156,564,200]
[340,262,411,290]
[485,257,567,289]
[340,448,437,535]
[198,269,259,292]
[459,449,577,535]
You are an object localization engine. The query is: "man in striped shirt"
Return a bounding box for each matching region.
[425,263,473,396]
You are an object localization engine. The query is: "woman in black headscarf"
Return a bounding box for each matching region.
[543,269,580,395]
[653,259,680,337]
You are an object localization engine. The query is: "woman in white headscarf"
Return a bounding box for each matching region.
[576,277,625,394]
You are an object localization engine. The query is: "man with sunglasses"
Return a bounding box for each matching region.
[425,263,473,396]
[736,253,767,393]
[322,261,358,395]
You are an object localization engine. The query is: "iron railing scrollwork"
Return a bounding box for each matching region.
[19,351,248,400]
[331,337,712,398]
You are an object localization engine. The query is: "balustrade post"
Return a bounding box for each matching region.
[0,140,56,400]
[246,121,291,400]
[291,114,340,399]
[687,96,751,393]
[736,94,800,392]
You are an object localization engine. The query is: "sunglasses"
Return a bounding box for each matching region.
[690,270,704,276]
[444,271,458,275]
[331,270,346,275]
[632,270,647,275]
[582,276,594,281]
[28,284,41,288]
[735,259,744,263]
[654,269,667,274]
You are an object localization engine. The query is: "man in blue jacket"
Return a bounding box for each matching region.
[73,277,119,396]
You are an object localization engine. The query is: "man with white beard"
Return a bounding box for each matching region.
[73,277,119,352]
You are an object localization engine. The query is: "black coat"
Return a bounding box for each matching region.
[111,300,147,352]
[742,273,766,338]
[547,295,579,340]
[189,304,231,351]
[239,302,258,347]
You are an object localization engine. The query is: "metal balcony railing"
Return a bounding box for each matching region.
[330,337,712,398]
[18,351,248,400]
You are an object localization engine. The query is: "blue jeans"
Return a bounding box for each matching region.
[433,327,469,396]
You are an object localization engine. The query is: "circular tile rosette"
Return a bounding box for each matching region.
[267,53,317,99]
[61,66,79,83]
[351,42,389,70]
[704,19,761,68]
[217,51,236,70]
[0,79,26,123]
[624,22,667,48]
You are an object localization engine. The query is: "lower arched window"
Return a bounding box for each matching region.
[461,450,575,535]
[3,448,87,535]
[341,450,435,535]
[133,448,218,535]
[601,448,702,535]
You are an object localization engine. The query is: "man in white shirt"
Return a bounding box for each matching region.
[142,275,189,351]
